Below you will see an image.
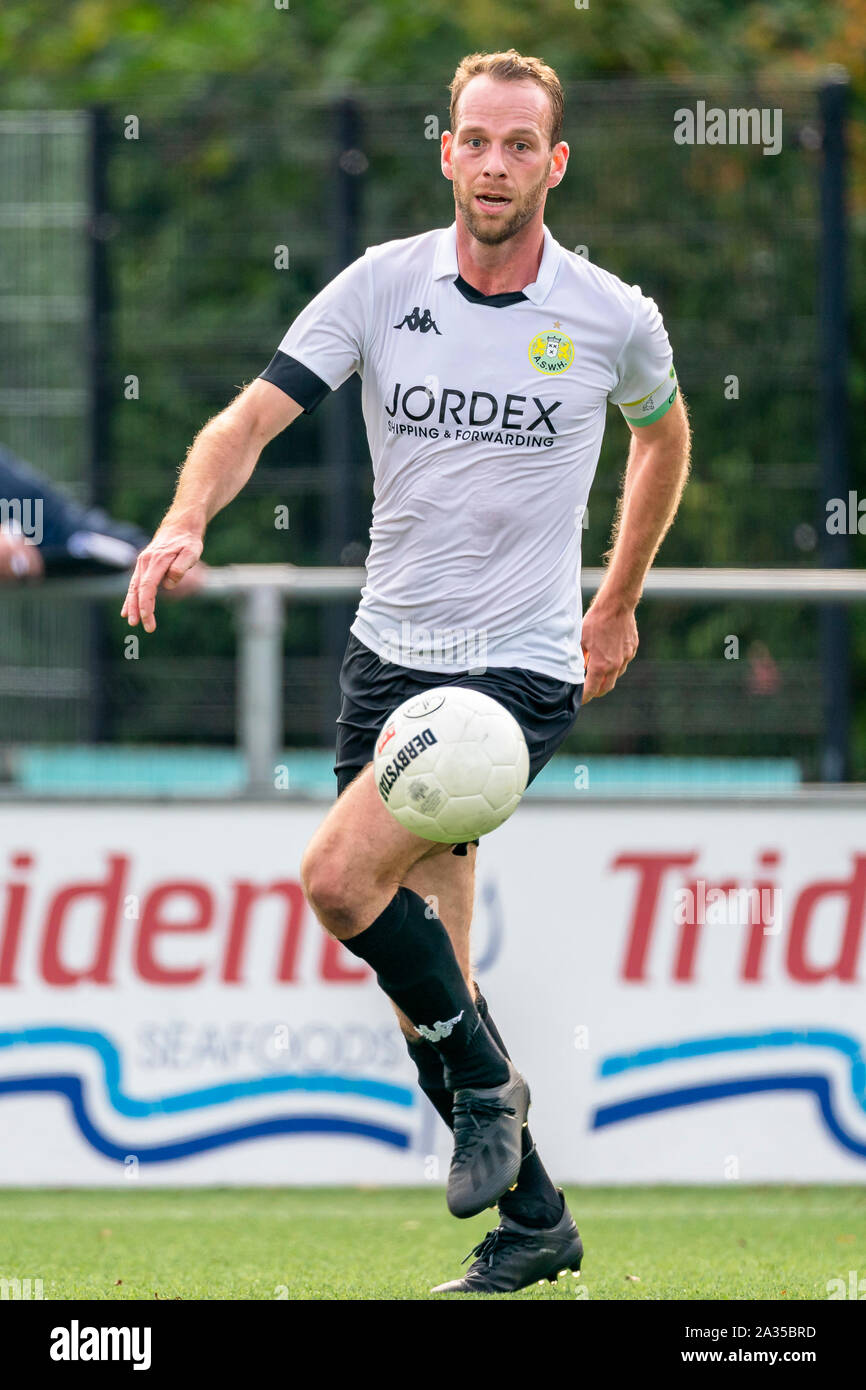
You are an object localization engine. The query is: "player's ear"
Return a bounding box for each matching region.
[549,141,568,186]
[441,130,454,180]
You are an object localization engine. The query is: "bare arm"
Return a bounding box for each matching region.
[122,379,303,631]
[581,392,691,701]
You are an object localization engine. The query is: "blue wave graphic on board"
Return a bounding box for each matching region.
[0,1026,414,1113]
[594,1028,866,1160]
[0,1025,415,1162]
[0,1075,410,1162]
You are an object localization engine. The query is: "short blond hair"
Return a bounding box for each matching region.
[449,49,564,147]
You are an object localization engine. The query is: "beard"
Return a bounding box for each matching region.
[453,158,552,245]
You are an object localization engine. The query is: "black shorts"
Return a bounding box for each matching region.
[334,631,582,852]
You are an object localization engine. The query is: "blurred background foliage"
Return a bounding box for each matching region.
[0,1,864,771]
[1,0,864,99]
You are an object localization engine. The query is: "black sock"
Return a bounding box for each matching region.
[343,888,509,1089]
[475,993,563,1230]
[407,1037,455,1130]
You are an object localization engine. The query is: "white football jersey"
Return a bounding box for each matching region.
[260,222,677,683]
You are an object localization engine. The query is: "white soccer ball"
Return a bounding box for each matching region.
[373,686,530,843]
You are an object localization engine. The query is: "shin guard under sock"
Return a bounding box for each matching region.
[343,888,509,1089]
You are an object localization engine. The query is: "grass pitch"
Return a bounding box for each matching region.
[2,1185,864,1300]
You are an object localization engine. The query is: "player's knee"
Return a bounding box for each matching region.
[300,843,356,928]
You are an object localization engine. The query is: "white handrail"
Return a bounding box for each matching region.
[9,565,863,792]
[18,564,866,602]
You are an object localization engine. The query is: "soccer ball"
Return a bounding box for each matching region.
[373,686,530,843]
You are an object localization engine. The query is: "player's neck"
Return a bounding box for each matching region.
[454,215,545,297]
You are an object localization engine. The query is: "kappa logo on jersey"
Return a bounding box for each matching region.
[416,1010,464,1044]
[393,306,442,334]
[528,328,575,375]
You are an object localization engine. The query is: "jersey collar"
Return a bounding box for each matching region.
[433,221,561,305]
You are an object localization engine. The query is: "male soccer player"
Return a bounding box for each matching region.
[122,49,690,1294]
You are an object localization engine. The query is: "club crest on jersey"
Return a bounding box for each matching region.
[528,328,574,375]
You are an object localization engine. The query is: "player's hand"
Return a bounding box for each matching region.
[121,523,204,632]
[161,559,210,600]
[580,596,638,702]
[0,529,44,580]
